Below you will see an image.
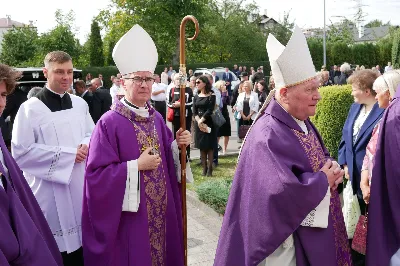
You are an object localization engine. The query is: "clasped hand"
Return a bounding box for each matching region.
[75,144,88,163]
[320,159,344,190]
[138,147,161,171]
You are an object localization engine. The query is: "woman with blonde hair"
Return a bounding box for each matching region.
[236,80,259,130]
[214,80,231,154]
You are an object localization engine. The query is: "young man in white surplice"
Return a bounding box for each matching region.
[11,51,95,266]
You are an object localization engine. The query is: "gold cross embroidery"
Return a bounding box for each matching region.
[141,136,160,155]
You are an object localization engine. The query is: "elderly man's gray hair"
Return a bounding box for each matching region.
[340,63,351,73]
[27,87,43,99]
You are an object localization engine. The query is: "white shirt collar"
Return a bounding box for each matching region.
[81,90,89,97]
[46,85,66,98]
[121,97,149,118]
[276,100,309,135]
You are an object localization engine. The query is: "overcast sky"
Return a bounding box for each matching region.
[1,0,399,43]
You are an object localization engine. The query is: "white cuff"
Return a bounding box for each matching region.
[301,186,330,228]
[171,140,194,183]
[122,160,140,212]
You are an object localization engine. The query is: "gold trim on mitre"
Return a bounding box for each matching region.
[284,76,318,88]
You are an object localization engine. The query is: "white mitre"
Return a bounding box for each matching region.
[112,25,158,75]
[266,26,316,89]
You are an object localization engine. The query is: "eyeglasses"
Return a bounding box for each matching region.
[195,81,201,85]
[124,76,155,85]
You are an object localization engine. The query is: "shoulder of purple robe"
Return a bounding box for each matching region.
[0,134,63,265]
[367,100,400,266]
[82,111,130,265]
[214,113,329,266]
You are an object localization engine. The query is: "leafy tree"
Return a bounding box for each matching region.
[0,26,39,67]
[89,20,105,66]
[263,10,295,46]
[327,19,355,44]
[98,0,211,65]
[105,39,116,66]
[364,19,390,28]
[34,10,81,66]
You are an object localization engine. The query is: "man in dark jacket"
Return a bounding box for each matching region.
[1,86,29,147]
[251,67,265,84]
[76,79,112,124]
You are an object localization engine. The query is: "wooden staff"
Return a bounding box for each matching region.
[179,15,199,266]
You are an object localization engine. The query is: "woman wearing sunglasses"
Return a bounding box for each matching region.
[193,75,216,176]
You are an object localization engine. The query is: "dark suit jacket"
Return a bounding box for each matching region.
[82,90,112,124]
[222,72,233,91]
[1,88,28,142]
[338,102,384,198]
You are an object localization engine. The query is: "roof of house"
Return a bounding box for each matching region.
[260,17,278,24]
[0,18,26,28]
[355,25,391,42]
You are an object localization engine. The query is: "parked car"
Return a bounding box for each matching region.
[193,67,240,89]
[14,67,83,90]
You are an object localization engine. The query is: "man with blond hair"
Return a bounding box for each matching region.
[12,51,95,266]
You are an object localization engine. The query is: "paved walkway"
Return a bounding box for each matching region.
[167,106,239,265]
[187,200,222,266]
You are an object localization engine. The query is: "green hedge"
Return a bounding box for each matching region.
[311,85,353,159]
[196,179,232,215]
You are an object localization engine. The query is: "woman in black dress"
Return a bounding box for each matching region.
[214,80,231,155]
[256,80,268,110]
[168,74,193,159]
[193,75,216,176]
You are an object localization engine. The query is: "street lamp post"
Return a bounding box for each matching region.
[323,0,327,67]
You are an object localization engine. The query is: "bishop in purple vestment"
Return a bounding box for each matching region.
[366,85,400,265]
[82,24,191,266]
[0,63,63,265]
[214,27,351,266]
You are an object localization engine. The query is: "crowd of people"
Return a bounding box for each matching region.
[0,22,399,266]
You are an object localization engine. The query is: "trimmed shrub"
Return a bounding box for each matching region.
[196,179,232,215]
[311,85,353,159]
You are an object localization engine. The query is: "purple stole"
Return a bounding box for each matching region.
[111,100,168,265]
[292,127,352,265]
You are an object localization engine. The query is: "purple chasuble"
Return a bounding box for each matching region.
[82,99,184,266]
[214,98,351,266]
[0,132,62,266]
[366,88,400,266]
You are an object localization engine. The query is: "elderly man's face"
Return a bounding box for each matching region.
[281,78,321,121]
[123,71,154,105]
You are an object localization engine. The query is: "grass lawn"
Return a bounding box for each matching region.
[188,155,237,190]
[188,155,237,214]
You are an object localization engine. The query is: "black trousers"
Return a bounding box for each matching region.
[61,247,84,266]
[152,100,166,122]
[172,115,191,158]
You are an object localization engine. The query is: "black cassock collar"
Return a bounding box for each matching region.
[35,87,72,112]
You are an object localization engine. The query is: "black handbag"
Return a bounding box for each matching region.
[211,108,226,128]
